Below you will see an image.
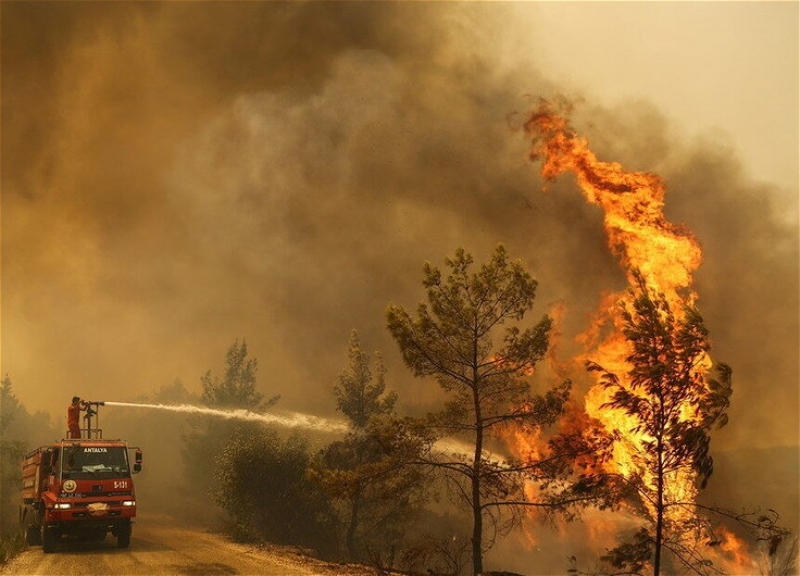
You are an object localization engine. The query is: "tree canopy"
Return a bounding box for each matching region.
[200,339,278,410]
[312,331,424,561]
[387,245,579,575]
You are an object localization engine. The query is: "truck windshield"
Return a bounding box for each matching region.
[61,445,130,479]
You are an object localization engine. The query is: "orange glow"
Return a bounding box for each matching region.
[520,100,733,564]
[523,100,709,481]
[487,354,537,377]
[525,101,702,301]
[717,527,755,574]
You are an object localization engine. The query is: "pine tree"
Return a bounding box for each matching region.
[183,340,278,498]
[312,331,423,561]
[387,245,579,575]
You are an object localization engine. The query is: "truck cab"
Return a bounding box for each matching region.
[20,438,142,552]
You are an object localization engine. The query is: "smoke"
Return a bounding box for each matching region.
[102,401,348,433]
[1,1,797,572]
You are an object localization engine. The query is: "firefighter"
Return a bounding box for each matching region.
[67,396,87,439]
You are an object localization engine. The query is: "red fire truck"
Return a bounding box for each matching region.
[19,402,142,553]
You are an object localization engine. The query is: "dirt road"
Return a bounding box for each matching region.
[1,515,368,576]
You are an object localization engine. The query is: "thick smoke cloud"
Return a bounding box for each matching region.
[3,1,615,417]
[2,1,797,569]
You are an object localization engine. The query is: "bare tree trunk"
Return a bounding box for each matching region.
[653,441,664,576]
[347,490,361,561]
[471,469,483,575]
[471,369,484,576]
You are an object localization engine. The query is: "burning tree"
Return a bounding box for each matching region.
[387,245,592,575]
[585,272,733,576]
[524,100,792,576]
[311,331,425,562]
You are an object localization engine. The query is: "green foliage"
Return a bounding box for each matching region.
[335,331,396,429]
[0,531,26,565]
[214,429,336,555]
[313,418,428,560]
[387,246,551,390]
[0,438,26,538]
[183,340,278,496]
[200,339,278,410]
[1,376,20,435]
[386,246,555,434]
[152,378,196,404]
[599,527,653,575]
[386,245,574,575]
[0,375,58,538]
[311,332,424,561]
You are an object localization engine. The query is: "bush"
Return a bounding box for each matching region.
[0,531,26,565]
[213,429,337,556]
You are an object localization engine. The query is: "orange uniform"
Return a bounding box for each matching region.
[67,402,86,438]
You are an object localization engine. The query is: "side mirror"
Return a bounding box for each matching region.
[133,449,142,474]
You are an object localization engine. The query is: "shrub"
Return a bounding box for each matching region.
[213,429,336,556]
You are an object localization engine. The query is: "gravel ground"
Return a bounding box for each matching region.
[0,513,373,576]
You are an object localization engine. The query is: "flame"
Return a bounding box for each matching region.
[717,527,754,573]
[521,100,731,565]
[544,301,572,381]
[486,353,537,378]
[525,102,702,300]
[511,425,543,464]
[523,99,709,475]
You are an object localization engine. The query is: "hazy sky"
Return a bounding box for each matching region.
[533,2,798,192]
[1,2,797,455]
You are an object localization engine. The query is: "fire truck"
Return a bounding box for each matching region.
[19,402,142,553]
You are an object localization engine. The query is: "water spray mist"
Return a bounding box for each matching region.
[102,401,349,433]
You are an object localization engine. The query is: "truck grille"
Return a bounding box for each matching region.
[69,500,129,508]
[72,511,121,518]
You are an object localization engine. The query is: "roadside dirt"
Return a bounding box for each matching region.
[0,514,372,576]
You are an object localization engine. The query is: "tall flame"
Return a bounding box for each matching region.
[525,102,702,299]
[522,100,741,564]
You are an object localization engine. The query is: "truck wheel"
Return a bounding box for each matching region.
[42,526,58,553]
[26,523,41,546]
[116,521,131,549]
[21,508,41,545]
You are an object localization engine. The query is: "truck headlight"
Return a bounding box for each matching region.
[54,503,72,510]
[121,500,136,507]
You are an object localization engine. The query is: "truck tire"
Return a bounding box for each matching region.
[42,526,58,553]
[116,521,131,549]
[26,523,41,546]
[21,508,41,545]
